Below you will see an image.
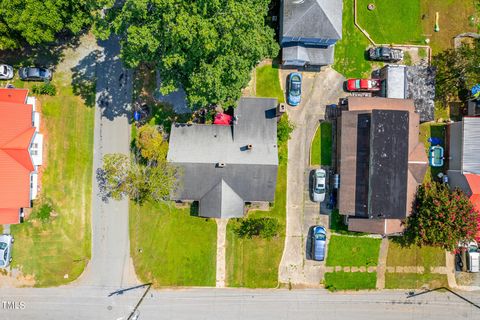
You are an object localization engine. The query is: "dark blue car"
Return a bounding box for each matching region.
[287,72,302,106]
[311,225,326,261]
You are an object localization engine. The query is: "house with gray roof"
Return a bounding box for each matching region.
[280,0,343,67]
[167,97,279,218]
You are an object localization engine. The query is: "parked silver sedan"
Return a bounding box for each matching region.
[312,169,326,202]
[0,234,14,268]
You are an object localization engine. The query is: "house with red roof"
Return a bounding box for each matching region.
[0,88,43,224]
[448,117,480,241]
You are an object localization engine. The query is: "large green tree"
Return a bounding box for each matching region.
[404,182,479,251]
[433,40,480,103]
[96,0,279,108]
[0,0,109,50]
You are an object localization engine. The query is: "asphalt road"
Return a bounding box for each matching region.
[1,288,480,319]
[74,35,138,288]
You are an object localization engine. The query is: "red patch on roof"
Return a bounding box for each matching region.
[0,89,36,224]
[360,79,369,88]
[0,88,28,104]
[214,113,233,126]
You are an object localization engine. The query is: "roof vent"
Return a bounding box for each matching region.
[217,162,226,168]
[247,144,253,150]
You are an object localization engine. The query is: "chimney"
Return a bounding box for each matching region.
[247,144,253,150]
[216,162,226,168]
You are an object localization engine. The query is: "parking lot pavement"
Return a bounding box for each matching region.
[278,67,346,287]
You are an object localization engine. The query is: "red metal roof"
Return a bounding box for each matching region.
[465,174,480,241]
[0,88,28,104]
[0,89,35,224]
[0,209,20,224]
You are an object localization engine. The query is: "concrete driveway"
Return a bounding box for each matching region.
[279,67,346,287]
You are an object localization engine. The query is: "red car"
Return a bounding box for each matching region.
[346,78,381,92]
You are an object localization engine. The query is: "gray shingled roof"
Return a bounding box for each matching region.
[282,0,343,40]
[167,97,279,218]
[199,180,245,219]
[462,117,480,174]
[282,45,334,66]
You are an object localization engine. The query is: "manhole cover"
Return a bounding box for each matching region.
[107,305,113,311]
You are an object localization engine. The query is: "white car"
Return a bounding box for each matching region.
[0,64,14,80]
[0,234,14,268]
[312,169,326,202]
[467,241,479,273]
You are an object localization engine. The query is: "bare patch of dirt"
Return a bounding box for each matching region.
[0,268,35,288]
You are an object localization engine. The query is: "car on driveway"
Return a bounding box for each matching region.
[312,168,326,202]
[0,64,14,80]
[0,234,14,268]
[346,78,381,92]
[287,72,302,106]
[19,67,52,81]
[311,225,327,261]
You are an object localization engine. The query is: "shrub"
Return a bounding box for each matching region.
[235,217,279,239]
[277,114,295,144]
[32,201,54,221]
[32,82,56,96]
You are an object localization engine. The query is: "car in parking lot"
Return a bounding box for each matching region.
[0,234,14,268]
[312,168,326,202]
[19,67,52,81]
[0,64,14,80]
[311,226,327,261]
[287,72,302,106]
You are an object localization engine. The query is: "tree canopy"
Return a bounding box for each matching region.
[0,0,108,50]
[100,124,177,203]
[433,40,480,103]
[96,0,279,109]
[404,182,479,251]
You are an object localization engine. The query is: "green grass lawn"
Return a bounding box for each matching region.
[130,201,217,287]
[333,0,372,78]
[225,143,287,288]
[420,0,478,54]
[256,63,285,103]
[325,271,377,291]
[10,72,94,286]
[387,241,445,269]
[385,273,448,289]
[310,122,332,166]
[419,122,447,182]
[357,0,423,44]
[326,235,381,267]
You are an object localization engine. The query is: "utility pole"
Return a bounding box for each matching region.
[127,283,152,320]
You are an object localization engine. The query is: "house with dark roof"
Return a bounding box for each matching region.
[447,117,480,241]
[336,97,428,235]
[0,88,43,224]
[280,0,343,67]
[167,97,279,218]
